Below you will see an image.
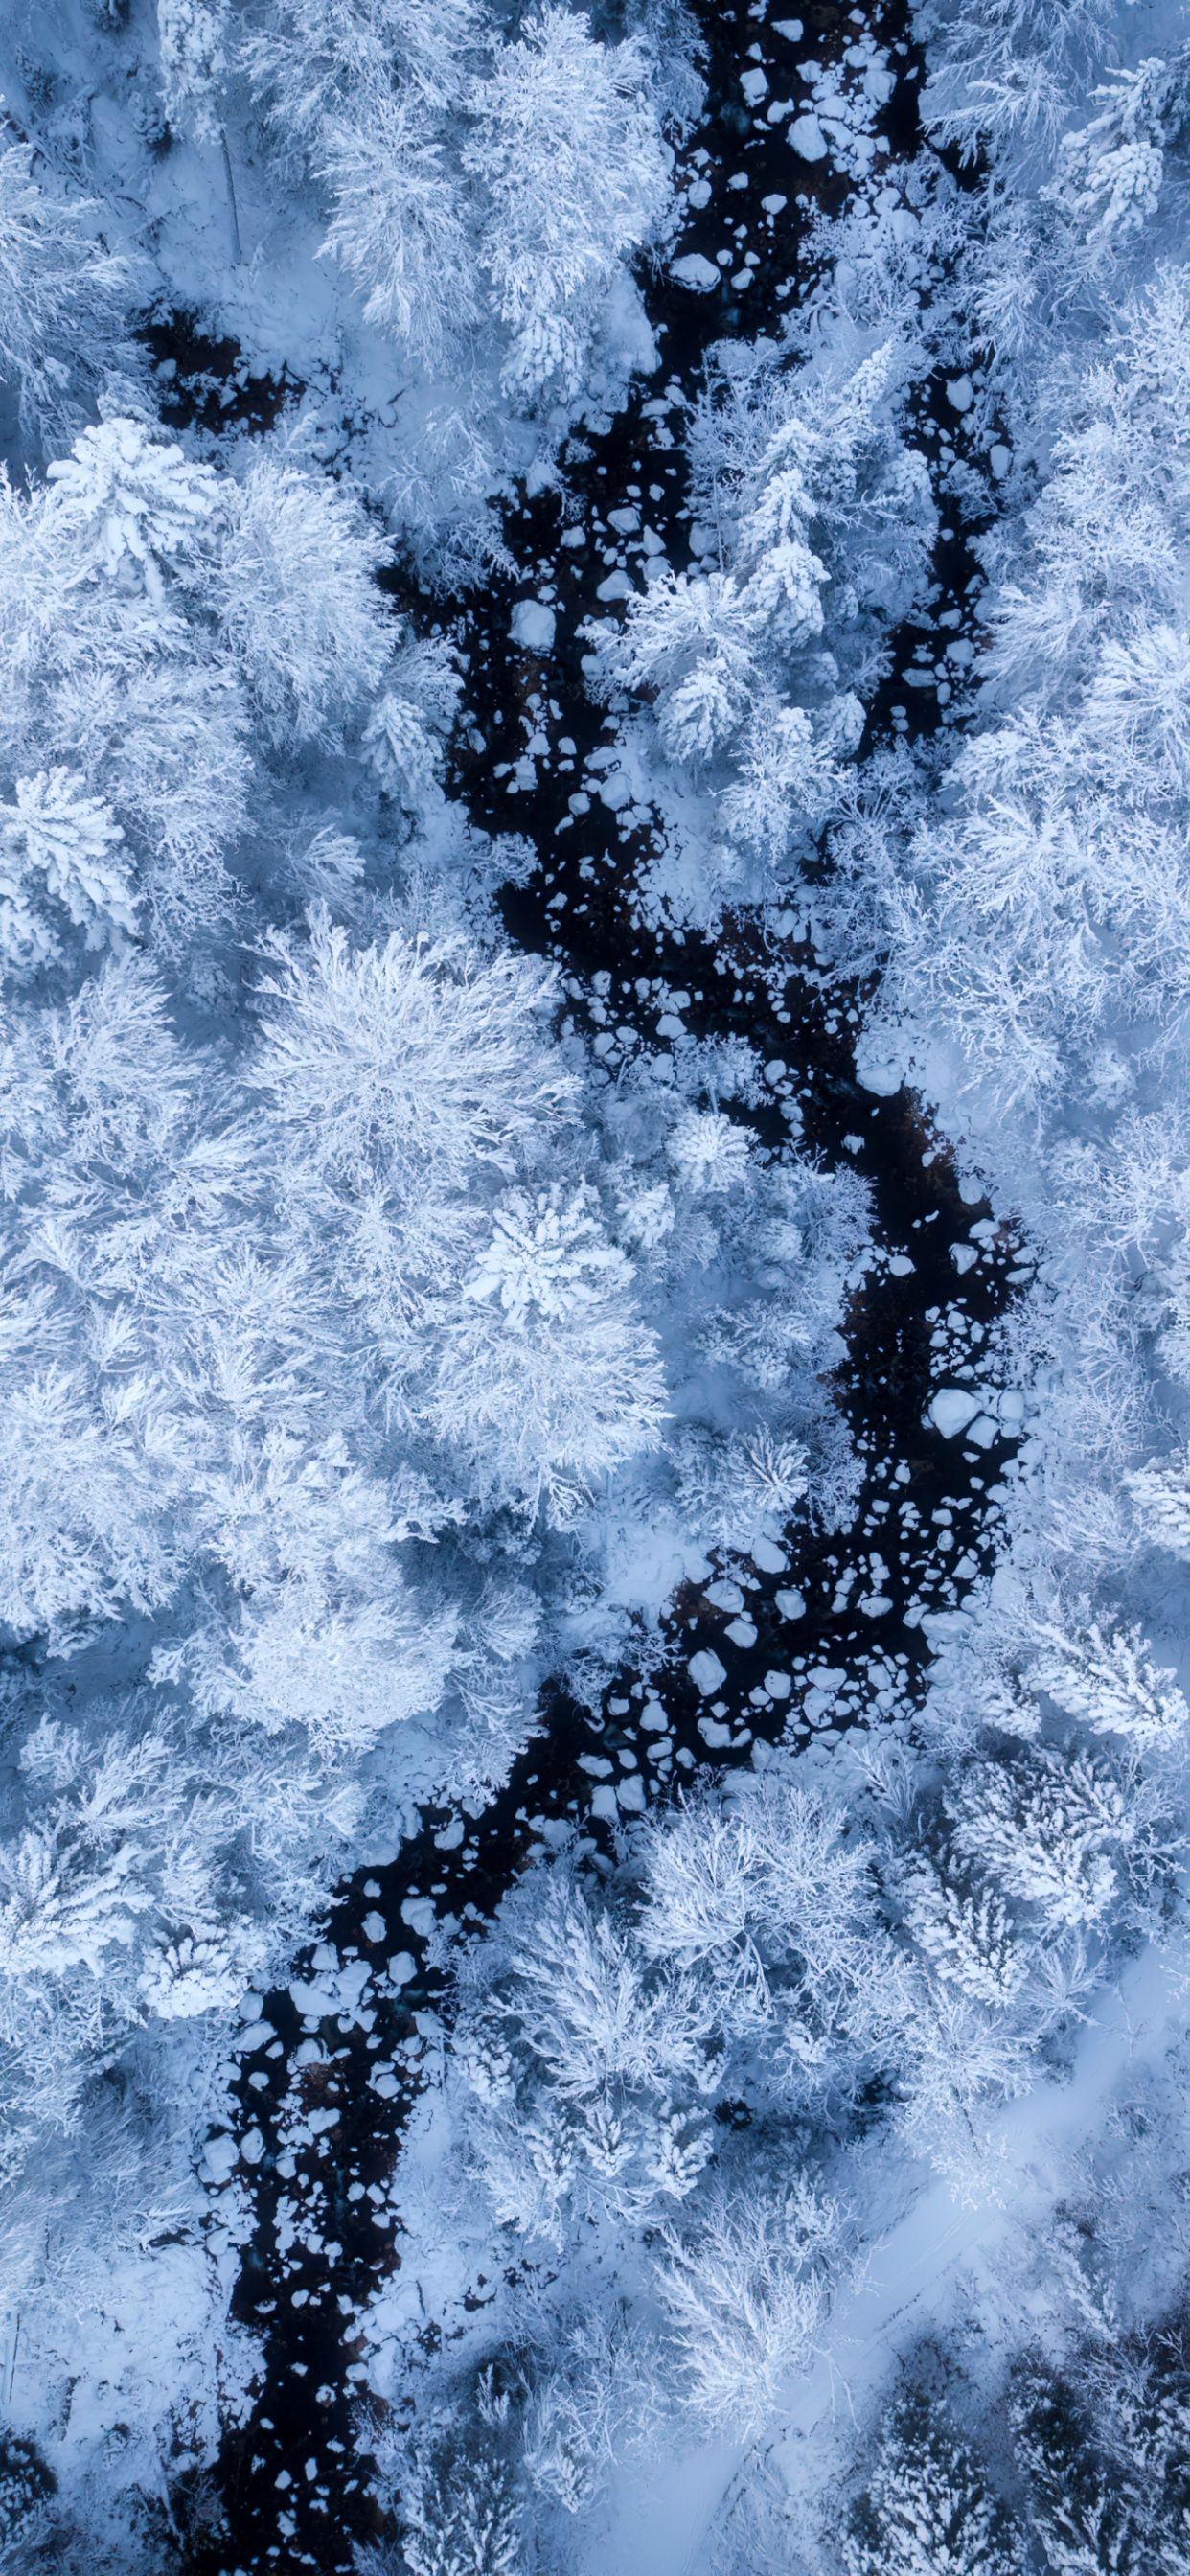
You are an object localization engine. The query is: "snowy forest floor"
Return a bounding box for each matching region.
[600,1926,1190,2576]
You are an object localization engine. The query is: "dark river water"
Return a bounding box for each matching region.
[175,7,1018,2566]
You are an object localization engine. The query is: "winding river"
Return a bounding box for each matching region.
[187,9,1018,2566]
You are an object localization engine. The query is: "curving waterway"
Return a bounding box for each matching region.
[185,8,1020,2566]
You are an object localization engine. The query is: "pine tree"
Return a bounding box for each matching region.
[317,99,479,365]
[845,2389,1018,2576]
[0,141,135,439]
[1031,1608,1190,1750]
[0,768,135,971]
[242,0,487,154]
[45,417,219,603]
[208,449,392,744]
[463,1182,631,1327]
[1046,49,1190,245]
[902,1849,1027,2011]
[950,1747,1133,1932]
[156,0,232,144]
[0,2428,53,2542]
[1013,2358,1145,2576]
[655,2178,844,2436]
[463,5,672,401]
[394,2448,523,2576]
[363,635,461,806]
[1127,1451,1190,1560]
[597,566,764,764]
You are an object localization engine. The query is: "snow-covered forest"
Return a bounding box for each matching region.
[1,0,1189,2568]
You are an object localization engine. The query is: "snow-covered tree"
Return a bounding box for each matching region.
[1128,1450,1190,1559]
[241,0,487,152]
[45,417,219,604]
[901,1848,1028,2012]
[317,100,480,365]
[156,0,233,143]
[591,327,931,898]
[0,2429,53,2544]
[451,1863,718,2243]
[247,908,575,1215]
[638,1772,887,2104]
[1046,47,1190,246]
[463,6,672,401]
[603,566,765,764]
[1030,1608,1190,1751]
[0,768,135,973]
[950,1747,1134,1933]
[845,2390,1018,2576]
[655,2177,846,2436]
[870,264,1190,1115]
[1013,2357,1145,2576]
[521,2308,661,2518]
[393,2448,523,2576]
[432,1180,665,1519]
[0,139,135,442]
[363,634,461,807]
[207,448,392,743]
[917,0,1126,176]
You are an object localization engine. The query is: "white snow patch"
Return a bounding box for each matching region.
[671,252,721,292]
[789,113,828,160]
[510,600,556,654]
[929,1388,983,1438]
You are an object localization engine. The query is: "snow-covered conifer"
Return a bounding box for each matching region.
[464,6,672,401]
[1128,1451,1190,1559]
[1031,1608,1190,1750]
[1012,2358,1145,2576]
[209,449,392,743]
[845,2390,1018,2576]
[156,0,232,143]
[950,1748,1133,1933]
[0,769,134,972]
[1047,47,1190,243]
[655,2178,845,2435]
[390,2444,523,2576]
[600,566,763,763]
[247,908,574,1211]
[901,1849,1028,2011]
[363,635,462,806]
[242,0,486,151]
[0,139,134,440]
[0,2430,53,2543]
[432,1189,665,1516]
[45,417,219,603]
[317,100,479,365]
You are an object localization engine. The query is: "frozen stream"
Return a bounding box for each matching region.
[190,8,1022,2568]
